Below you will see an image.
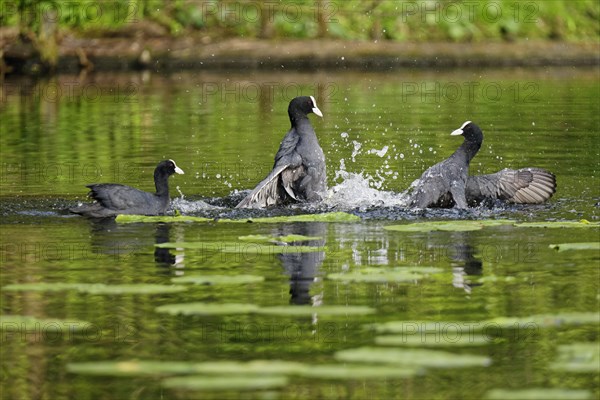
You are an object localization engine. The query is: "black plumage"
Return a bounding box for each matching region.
[236,96,326,208]
[408,121,483,209]
[70,159,184,218]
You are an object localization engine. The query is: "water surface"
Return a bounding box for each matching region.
[1,67,598,399]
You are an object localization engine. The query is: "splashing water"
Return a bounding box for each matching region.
[324,170,408,211]
[171,197,222,214]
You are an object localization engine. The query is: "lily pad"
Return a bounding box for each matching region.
[2,283,187,295]
[155,242,324,253]
[484,388,593,400]
[335,347,491,368]
[514,221,600,228]
[550,343,600,373]
[327,271,424,283]
[0,315,91,332]
[297,364,421,379]
[162,375,289,391]
[116,215,212,223]
[155,302,260,316]
[376,333,494,347]
[171,275,264,285]
[384,220,514,233]
[549,243,600,252]
[257,305,375,316]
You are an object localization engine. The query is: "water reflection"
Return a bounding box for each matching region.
[275,223,326,305]
[154,223,176,268]
[448,232,483,294]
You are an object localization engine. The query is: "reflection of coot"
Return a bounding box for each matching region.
[277,223,326,305]
[448,232,483,294]
[154,223,176,267]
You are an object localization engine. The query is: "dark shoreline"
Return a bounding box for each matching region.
[2,36,599,75]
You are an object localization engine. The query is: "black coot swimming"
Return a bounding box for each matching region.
[236,96,326,208]
[70,159,184,218]
[466,167,556,205]
[409,121,483,209]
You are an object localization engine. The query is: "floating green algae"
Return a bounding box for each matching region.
[549,242,600,251]
[297,364,421,379]
[549,343,600,373]
[162,375,289,391]
[256,305,375,316]
[375,333,494,347]
[1,315,91,332]
[154,242,324,253]
[155,302,260,316]
[2,283,187,295]
[367,313,600,334]
[67,361,199,376]
[335,347,491,368]
[67,360,306,377]
[238,234,323,243]
[384,220,514,233]
[171,275,265,285]
[484,388,593,400]
[67,359,420,381]
[116,215,212,223]
[117,212,359,224]
[328,266,443,283]
[154,303,374,316]
[485,312,600,329]
[220,212,360,223]
[327,271,424,283]
[514,220,600,228]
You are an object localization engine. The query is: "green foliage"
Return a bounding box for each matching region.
[3,1,598,42]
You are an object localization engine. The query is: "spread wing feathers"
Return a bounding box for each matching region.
[281,166,305,200]
[235,164,290,209]
[467,168,556,204]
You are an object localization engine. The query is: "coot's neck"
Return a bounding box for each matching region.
[452,137,482,164]
[290,114,317,139]
[154,170,170,197]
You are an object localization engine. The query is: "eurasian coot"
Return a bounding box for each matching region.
[70,159,184,218]
[408,121,483,209]
[236,96,326,208]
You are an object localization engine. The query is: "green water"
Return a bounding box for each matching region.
[1,68,599,399]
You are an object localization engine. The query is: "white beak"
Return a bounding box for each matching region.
[310,95,323,117]
[169,159,185,174]
[451,120,471,136]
